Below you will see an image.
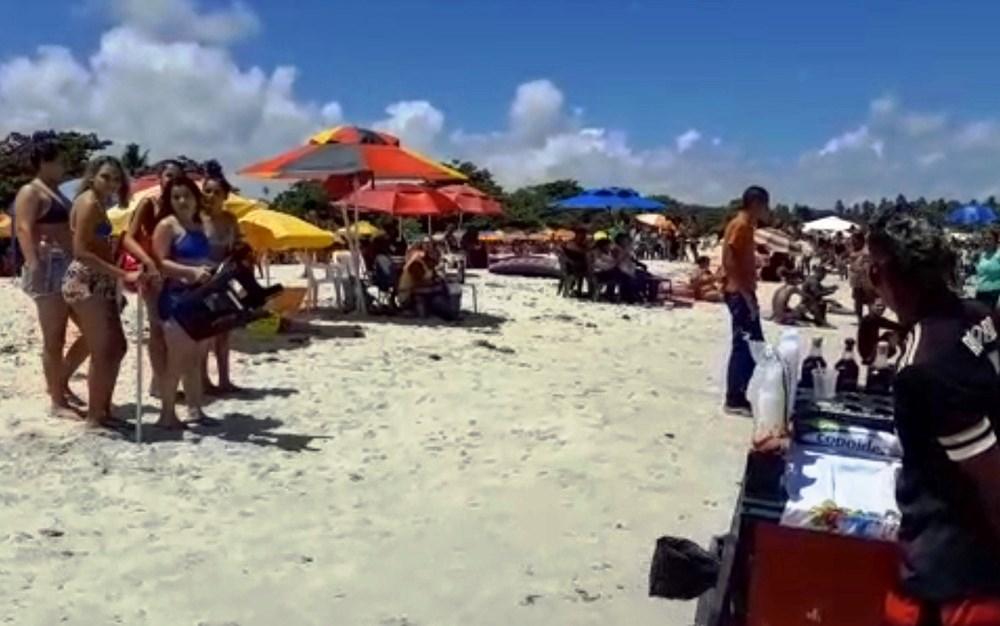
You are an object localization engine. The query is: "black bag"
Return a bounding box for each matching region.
[648,535,720,600]
[172,256,283,341]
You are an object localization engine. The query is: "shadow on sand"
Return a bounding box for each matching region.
[229,321,366,355]
[108,411,330,452]
[311,308,508,331]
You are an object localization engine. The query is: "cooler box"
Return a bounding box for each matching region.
[747,524,899,626]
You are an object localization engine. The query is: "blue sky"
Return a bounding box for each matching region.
[2,0,999,204]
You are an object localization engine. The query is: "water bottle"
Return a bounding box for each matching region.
[752,346,788,451]
[799,337,827,389]
[835,338,860,392]
[776,329,802,418]
[865,341,895,395]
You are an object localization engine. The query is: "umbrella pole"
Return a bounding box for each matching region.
[135,295,144,443]
[351,186,367,315]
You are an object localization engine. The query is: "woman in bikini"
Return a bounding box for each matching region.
[152,176,215,429]
[13,135,89,417]
[121,160,181,396]
[63,157,139,427]
[200,161,242,394]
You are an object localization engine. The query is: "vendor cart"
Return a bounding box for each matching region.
[694,392,902,626]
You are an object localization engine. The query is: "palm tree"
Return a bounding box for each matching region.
[121,143,150,176]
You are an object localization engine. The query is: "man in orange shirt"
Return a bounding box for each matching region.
[722,186,770,415]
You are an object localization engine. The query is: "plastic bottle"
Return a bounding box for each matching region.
[776,329,802,418]
[799,337,827,389]
[835,338,860,393]
[865,341,896,395]
[752,346,788,450]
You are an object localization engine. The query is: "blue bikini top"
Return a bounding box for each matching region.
[171,230,212,265]
[95,220,113,240]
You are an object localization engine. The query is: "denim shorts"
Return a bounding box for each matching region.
[19,246,71,300]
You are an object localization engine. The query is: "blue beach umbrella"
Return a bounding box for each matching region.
[551,187,665,211]
[947,204,997,227]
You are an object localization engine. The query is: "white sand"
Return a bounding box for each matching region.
[0,263,857,626]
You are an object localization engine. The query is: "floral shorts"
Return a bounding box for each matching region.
[62,260,118,305]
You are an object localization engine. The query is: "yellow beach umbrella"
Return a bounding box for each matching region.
[0,214,11,239]
[336,220,383,238]
[239,208,337,252]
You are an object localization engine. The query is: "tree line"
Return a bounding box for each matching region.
[3,130,989,236]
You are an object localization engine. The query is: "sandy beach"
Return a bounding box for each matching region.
[0,263,856,626]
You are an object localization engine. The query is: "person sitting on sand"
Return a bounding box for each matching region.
[800,265,837,326]
[770,269,807,325]
[398,242,456,321]
[689,256,723,302]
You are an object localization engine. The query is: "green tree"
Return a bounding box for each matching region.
[446,159,505,198]
[271,181,329,220]
[120,143,150,176]
[0,130,111,209]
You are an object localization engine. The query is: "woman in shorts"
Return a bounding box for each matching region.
[13,135,88,417]
[63,157,139,427]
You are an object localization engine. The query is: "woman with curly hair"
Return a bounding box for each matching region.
[869,209,1000,625]
[63,156,140,427]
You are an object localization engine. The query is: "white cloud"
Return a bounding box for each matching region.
[3,8,1000,207]
[107,0,260,44]
[918,152,944,167]
[818,125,876,157]
[509,79,566,144]
[901,113,947,136]
[374,101,444,152]
[870,95,897,115]
[0,27,339,176]
[675,129,701,154]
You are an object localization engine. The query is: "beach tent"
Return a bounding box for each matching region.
[802,216,856,234]
[947,204,997,227]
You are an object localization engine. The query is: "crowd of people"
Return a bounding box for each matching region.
[14,138,246,430]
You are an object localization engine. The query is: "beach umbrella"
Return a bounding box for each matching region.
[635,213,672,230]
[336,220,384,238]
[239,126,466,313]
[239,208,337,252]
[552,187,665,211]
[337,182,461,233]
[947,204,997,227]
[802,215,857,234]
[237,126,467,182]
[437,184,504,217]
[755,227,802,254]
